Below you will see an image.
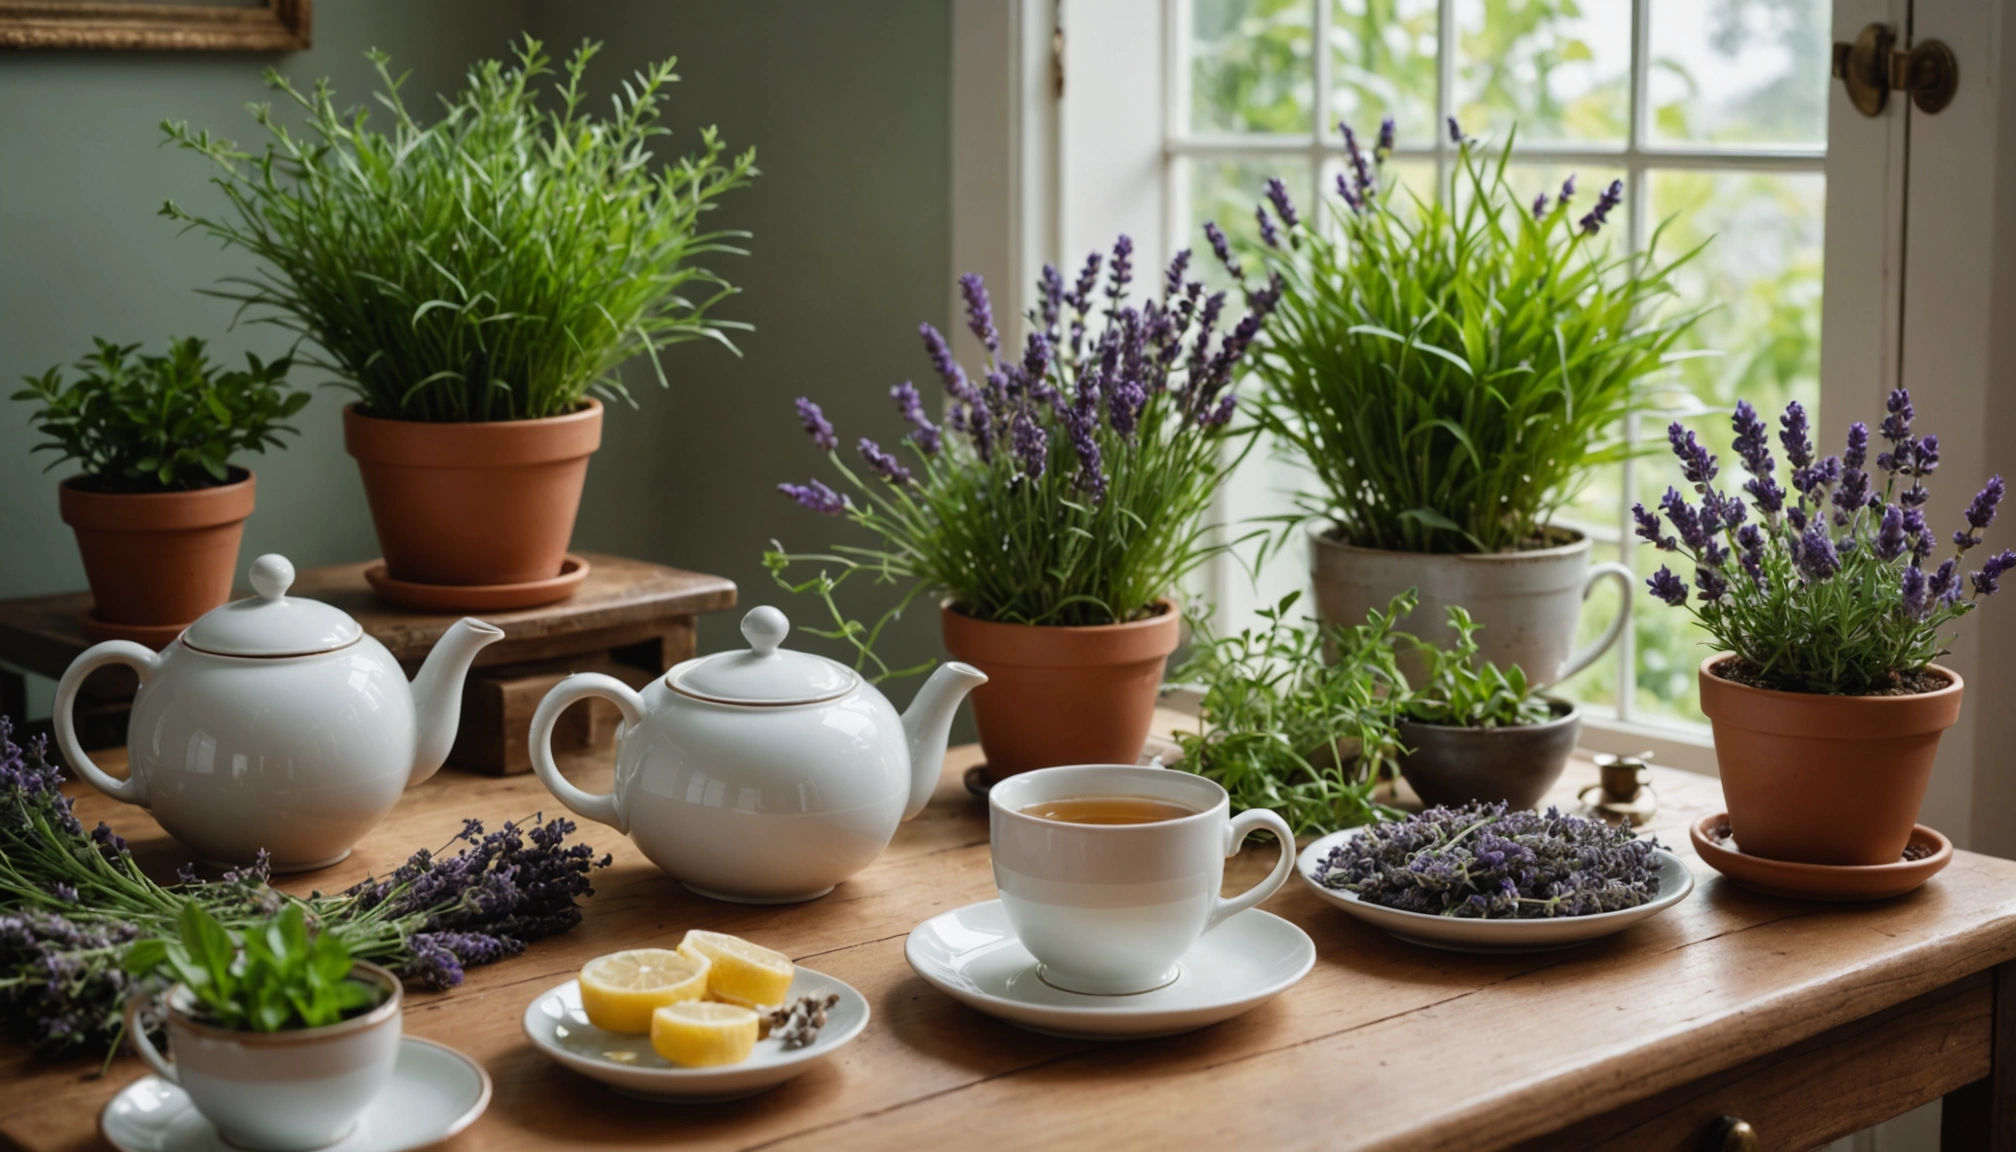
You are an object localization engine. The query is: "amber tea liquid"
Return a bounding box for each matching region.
[1019,795,1200,825]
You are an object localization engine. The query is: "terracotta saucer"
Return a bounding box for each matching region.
[365,554,589,612]
[1689,813,1952,902]
[77,611,184,649]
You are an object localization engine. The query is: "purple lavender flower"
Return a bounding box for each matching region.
[1701,488,1746,535]
[890,381,942,455]
[1010,411,1047,480]
[1065,250,1103,315]
[1264,178,1301,230]
[1203,221,1242,279]
[1973,549,2016,596]
[1788,504,1808,532]
[777,480,845,514]
[1376,115,1395,157]
[794,397,837,452]
[1632,503,1676,550]
[1955,475,2005,552]
[1876,504,1908,560]
[1668,423,1717,486]
[1446,116,1464,144]
[1779,401,1815,470]
[1335,171,1365,213]
[1904,507,1934,560]
[1107,376,1146,438]
[1901,564,1929,619]
[1255,205,1281,249]
[1842,422,1869,471]
[1206,394,1237,427]
[1880,388,1914,444]
[1660,487,1709,550]
[1106,235,1134,301]
[1038,263,1063,332]
[1579,179,1623,234]
[1647,566,1689,606]
[1737,523,1767,588]
[1931,558,1961,605]
[1797,524,1840,580]
[959,273,999,355]
[1696,565,1730,603]
[1163,249,1192,300]
[1339,125,1373,195]
[1531,192,1549,220]
[1559,173,1577,203]
[1745,474,1786,517]
[1833,434,1871,522]
[858,438,913,486]
[919,323,974,402]
[1065,396,1106,502]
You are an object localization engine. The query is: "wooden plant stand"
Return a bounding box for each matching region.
[0,552,736,775]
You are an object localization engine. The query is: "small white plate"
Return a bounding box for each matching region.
[1297,829,1694,953]
[101,1036,489,1152]
[523,967,869,1102]
[904,899,1314,1040]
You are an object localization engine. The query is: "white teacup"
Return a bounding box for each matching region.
[122,962,403,1151]
[988,765,1296,994]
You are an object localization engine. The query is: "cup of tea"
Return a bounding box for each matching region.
[987,764,1295,994]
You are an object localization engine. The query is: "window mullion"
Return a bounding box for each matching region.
[1435,0,1454,197]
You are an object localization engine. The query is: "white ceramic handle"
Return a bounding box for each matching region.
[529,673,643,833]
[54,640,156,808]
[1204,808,1296,936]
[122,991,178,1084]
[1558,562,1636,682]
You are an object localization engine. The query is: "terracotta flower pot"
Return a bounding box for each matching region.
[940,600,1181,783]
[1698,654,1964,866]
[343,401,601,588]
[1308,524,1632,688]
[59,469,255,633]
[1396,699,1581,811]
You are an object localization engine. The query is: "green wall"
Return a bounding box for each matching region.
[0,1,952,713]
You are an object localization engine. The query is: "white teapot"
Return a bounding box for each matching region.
[530,605,986,903]
[55,554,502,872]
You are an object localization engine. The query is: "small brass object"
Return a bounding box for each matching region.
[1578,752,1656,824]
[1833,24,1958,117]
[1703,1115,1759,1152]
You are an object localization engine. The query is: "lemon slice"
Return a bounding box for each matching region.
[677,930,795,1008]
[578,949,711,1034]
[651,1001,760,1067]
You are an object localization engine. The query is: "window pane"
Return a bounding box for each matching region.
[1648,0,1831,147]
[1330,0,1439,145]
[1455,0,1631,145]
[1630,170,1826,722]
[1191,0,1315,134]
[1183,156,1315,289]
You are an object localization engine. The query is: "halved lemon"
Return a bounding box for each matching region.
[651,1001,760,1067]
[677,929,795,1008]
[578,949,711,1034]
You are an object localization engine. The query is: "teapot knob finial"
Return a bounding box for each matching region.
[249,554,295,602]
[742,606,789,656]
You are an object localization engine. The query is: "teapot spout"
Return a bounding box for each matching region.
[407,617,505,788]
[898,661,988,821]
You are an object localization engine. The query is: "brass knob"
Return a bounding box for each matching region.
[1833,23,1958,117]
[1703,1116,1759,1152]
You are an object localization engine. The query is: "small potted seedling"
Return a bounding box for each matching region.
[122,903,399,1152]
[1394,607,1581,811]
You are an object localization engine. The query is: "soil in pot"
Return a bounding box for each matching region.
[59,469,255,631]
[344,401,602,590]
[1396,699,1581,811]
[940,600,1181,783]
[1699,654,1963,867]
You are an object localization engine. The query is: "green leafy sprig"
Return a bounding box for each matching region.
[124,904,384,1033]
[13,337,303,491]
[1399,607,1556,728]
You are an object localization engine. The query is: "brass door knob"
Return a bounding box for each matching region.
[1833,23,1959,116]
[1703,1116,1760,1152]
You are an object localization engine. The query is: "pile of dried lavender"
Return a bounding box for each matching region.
[1315,803,1662,919]
[0,716,608,1058]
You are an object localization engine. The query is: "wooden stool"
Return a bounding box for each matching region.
[0,552,736,775]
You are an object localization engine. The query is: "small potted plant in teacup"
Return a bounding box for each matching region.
[121,903,400,1152]
[1392,606,1581,811]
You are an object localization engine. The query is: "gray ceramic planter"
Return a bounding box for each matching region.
[1396,699,1582,811]
[1308,524,1632,688]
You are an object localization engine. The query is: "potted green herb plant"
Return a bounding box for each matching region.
[122,904,400,1151]
[1168,590,1411,837]
[161,37,755,607]
[773,236,1279,780]
[13,336,303,644]
[1636,390,2010,866]
[1221,118,1706,685]
[1394,607,1581,811]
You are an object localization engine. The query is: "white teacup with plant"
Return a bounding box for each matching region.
[122,904,401,1152]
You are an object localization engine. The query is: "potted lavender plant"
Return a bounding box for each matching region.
[774,237,1278,781]
[1633,390,2011,866]
[1221,119,1705,686]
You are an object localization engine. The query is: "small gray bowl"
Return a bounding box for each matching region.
[1395,698,1581,811]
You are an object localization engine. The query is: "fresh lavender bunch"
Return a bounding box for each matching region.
[1634,391,2012,694]
[0,715,607,1057]
[1315,802,1661,919]
[771,235,1280,636]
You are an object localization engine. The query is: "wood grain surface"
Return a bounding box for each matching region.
[5,729,2014,1151]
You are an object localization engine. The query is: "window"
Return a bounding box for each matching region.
[1170,0,1831,759]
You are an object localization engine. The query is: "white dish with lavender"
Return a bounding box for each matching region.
[1297,803,1694,953]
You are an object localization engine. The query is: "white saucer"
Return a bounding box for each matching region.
[101,1036,490,1152]
[1298,829,1695,953]
[523,966,869,1102]
[904,899,1314,1040]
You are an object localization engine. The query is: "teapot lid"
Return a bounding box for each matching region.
[669,606,858,706]
[182,555,363,658]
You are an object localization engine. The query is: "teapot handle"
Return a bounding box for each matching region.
[55,641,157,808]
[529,673,643,834]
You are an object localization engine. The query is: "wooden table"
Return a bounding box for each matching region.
[6,742,2016,1152]
[0,553,737,772]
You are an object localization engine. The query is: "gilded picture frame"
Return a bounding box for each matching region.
[0,0,310,51]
